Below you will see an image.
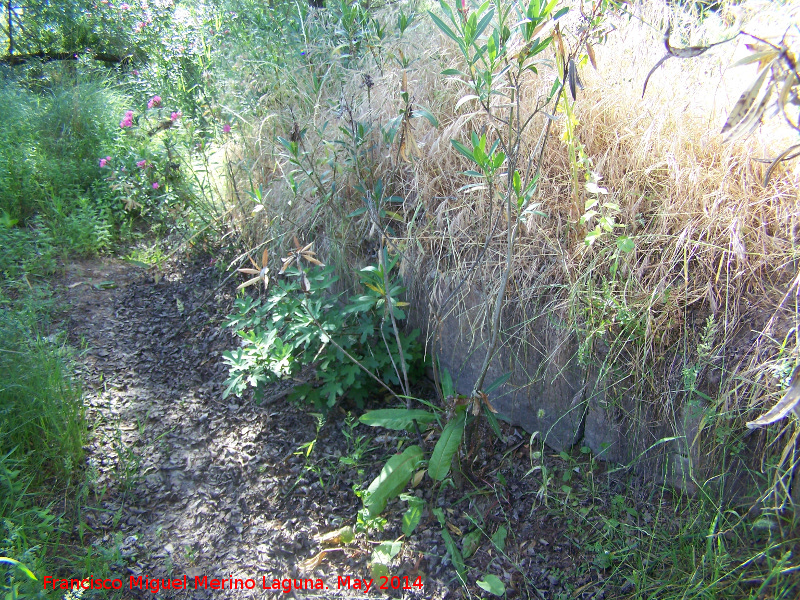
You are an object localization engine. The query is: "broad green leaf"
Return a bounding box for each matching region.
[473,142,487,166]
[360,409,437,430]
[400,494,425,536]
[372,541,402,565]
[476,574,505,596]
[584,227,602,246]
[491,526,507,551]
[462,529,481,558]
[347,206,368,218]
[492,151,505,169]
[371,563,389,579]
[428,412,466,481]
[549,76,561,100]
[616,235,635,253]
[542,0,559,18]
[552,6,569,20]
[364,445,424,517]
[440,365,455,398]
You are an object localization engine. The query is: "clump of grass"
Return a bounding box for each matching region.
[0,303,85,487]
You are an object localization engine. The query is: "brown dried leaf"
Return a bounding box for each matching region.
[721,64,772,135]
[553,24,566,80]
[568,58,578,101]
[746,364,800,428]
[411,469,425,488]
[300,271,311,293]
[316,526,355,546]
[725,81,774,141]
[298,550,328,573]
[236,276,262,290]
[586,42,597,69]
[446,522,463,537]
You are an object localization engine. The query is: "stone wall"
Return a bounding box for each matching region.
[421,273,707,492]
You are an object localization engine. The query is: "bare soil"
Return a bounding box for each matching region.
[59,256,612,599]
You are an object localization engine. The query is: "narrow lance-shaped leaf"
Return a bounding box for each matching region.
[451,139,476,162]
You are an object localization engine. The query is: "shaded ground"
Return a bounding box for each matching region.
[59,256,618,599]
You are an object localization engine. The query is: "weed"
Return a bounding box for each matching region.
[223,254,420,410]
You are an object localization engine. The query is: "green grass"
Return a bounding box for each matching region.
[0,286,87,599]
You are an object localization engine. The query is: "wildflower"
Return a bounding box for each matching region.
[222,123,231,134]
[152,182,160,189]
[132,69,139,76]
[99,158,108,167]
[119,110,134,128]
[136,159,147,168]
[120,2,130,9]
[170,111,182,121]
[147,95,162,109]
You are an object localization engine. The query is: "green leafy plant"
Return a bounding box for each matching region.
[223,251,420,409]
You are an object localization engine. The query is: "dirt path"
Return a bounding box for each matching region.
[60,257,604,600]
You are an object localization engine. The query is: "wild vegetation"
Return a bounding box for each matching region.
[1,0,799,598]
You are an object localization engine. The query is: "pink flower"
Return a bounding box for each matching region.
[222,123,231,134]
[119,110,134,128]
[152,182,160,189]
[170,111,182,121]
[99,158,108,167]
[136,159,147,168]
[147,95,162,109]
[120,2,130,9]
[132,69,139,76]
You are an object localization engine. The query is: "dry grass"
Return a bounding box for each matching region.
[224,0,799,496]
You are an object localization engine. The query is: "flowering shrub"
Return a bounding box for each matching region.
[102,94,188,215]
[119,110,134,128]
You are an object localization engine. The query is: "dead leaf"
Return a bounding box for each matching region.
[298,550,328,573]
[411,469,425,487]
[586,42,597,69]
[721,64,773,136]
[568,58,578,101]
[747,364,800,428]
[315,526,355,546]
